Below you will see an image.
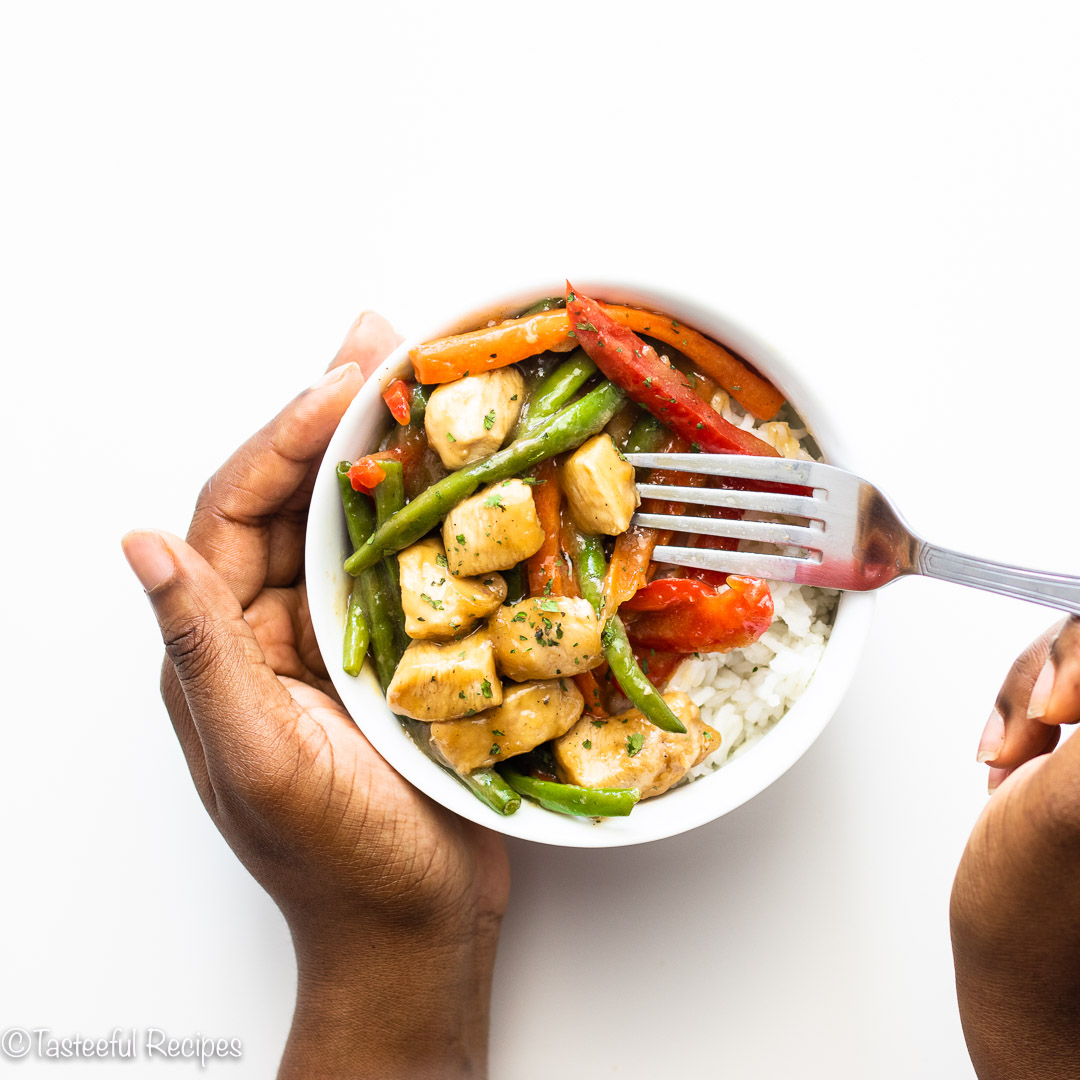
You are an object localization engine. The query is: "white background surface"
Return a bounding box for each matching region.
[3,2,1079,1077]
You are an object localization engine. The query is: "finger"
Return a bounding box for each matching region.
[1029,616,1080,726]
[187,362,364,607]
[122,529,299,785]
[328,311,403,378]
[977,621,1067,770]
[988,728,1060,793]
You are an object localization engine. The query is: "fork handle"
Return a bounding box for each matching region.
[918,544,1080,617]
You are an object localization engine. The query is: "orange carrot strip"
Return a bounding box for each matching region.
[602,305,785,421]
[526,461,569,597]
[605,526,659,614]
[574,669,609,717]
[410,303,783,421]
[410,310,574,384]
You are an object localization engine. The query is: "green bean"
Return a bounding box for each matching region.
[374,461,409,665]
[345,380,626,577]
[498,767,640,817]
[462,766,522,815]
[409,383,430,424]
[337,464,378,677]
[517,296,565,317]
[336,462,400,687]
[570,527,607,612]
[342,587,369,676]
[624,413,667,455]
[358,566,400,691]
[374,460,405,529]
[511,350,597,441]
[572,530,687,734]
[337,462,377,550]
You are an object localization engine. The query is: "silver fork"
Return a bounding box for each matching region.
[625,453,1080,616]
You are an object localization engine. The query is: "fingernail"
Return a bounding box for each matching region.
[976,707,1005,764]
[987,767,1009,793]
[312,361,359,389]
[1027,658,1055,719]
[121,530,175,592]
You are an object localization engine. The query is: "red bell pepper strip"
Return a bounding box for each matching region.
[621,577,717,612]
[382,379,413,426]
[634,650,685,688]
[622,576,773,653]
[566,286,779,458]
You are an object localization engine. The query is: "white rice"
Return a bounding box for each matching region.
[656,384,839,775]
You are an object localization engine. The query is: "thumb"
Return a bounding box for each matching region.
[122,529,295,769]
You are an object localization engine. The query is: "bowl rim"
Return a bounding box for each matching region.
[304,279,875,848]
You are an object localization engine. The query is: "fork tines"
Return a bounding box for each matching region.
[624,452,826,487]
[624,453,836,583]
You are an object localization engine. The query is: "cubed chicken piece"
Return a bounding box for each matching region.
[429,679,584,774]
[424,368,525,469]
[489,595,604,681]
[386,629,502,721]
[563,433,640,535]
[397,538,506,641]
[552,692,719,800]
[442,479,544,576]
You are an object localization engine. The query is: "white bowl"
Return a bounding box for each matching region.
[305,281,874,847]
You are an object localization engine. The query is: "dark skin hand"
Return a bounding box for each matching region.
[123,314,509,1080]
[952,616,1080,1080]
[132,308,1080,1080]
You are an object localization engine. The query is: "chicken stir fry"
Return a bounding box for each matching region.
[338,285,786,819]
[563,433,640,535]
[430,679,584,774]
[386,629,501,721]
[488,596,603,681]
[553,692,719,799]
[442,479,545,576]
[397,538,505,640]
[425,368,525,469]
